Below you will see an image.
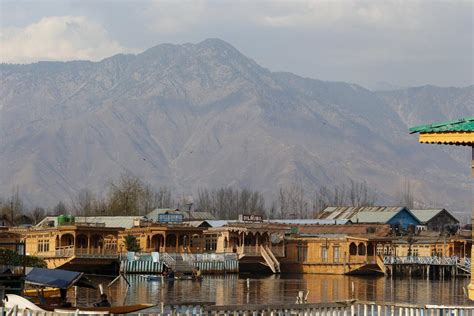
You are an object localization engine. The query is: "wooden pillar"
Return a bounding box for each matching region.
[163,234,166,252]
[176,234,179,252]
[101,233,105,255]
[72,232,76,256]
[87,232,91,255]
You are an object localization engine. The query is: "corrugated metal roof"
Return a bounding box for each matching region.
[297,224,391,237]
[185,220,232,228]
[410,209,459,224]
[316,206,414,224]
[267,219,351,225]
[409,117,474,133]
[188,211,216,220]
[75,216,144,228]
[203,220,232,228]
[35,216,145,229]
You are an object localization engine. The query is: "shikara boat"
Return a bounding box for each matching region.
[140,274,201,282]
[24,287,60,298]
[3,268,153,314]
[4,295,154,314]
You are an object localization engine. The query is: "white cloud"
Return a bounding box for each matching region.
[0,16,135,63]
[146,0,207,34]
[256,0,422,31]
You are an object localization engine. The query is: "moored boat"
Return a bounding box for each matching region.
[4,294,154,314]
[3,268,154,314]
[140,274,201,281]
[24,287,60,298]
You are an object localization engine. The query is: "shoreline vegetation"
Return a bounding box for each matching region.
[0,173,421,224]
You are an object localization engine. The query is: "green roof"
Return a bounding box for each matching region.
[409,116,474,133]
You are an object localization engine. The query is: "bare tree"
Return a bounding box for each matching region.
[396,178,415,208]
[349,180,377,207]
[53,200,68,215]
[156,187,172,208]
[30,207,46,224]
[311,179,378,215]
[269,200,278,219]
[71,188,95,216]
[3,187,24,223]
[140,184,160,215]
[196,188,212,213]
[107,173,144,216]
[195,187,266,219]
[278,185,310,218]
[279,188,289,218]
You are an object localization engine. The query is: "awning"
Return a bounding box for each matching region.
[25,268,95,289]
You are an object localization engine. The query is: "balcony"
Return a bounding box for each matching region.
[54,245,118,259]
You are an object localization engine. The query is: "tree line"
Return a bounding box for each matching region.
[0,173,417,224]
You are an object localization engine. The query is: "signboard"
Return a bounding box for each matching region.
[239,214,263,223]
[158,213,183,223]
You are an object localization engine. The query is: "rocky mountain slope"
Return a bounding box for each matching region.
[0,39,472,216]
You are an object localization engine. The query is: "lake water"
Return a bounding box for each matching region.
[76,274,472,312]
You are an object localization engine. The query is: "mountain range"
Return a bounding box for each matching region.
[0,39,472,216]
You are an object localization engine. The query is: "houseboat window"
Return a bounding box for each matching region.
[105,238,117,250]
[76,235,87,248]
[358,244,366,256]
[333,246,340,263]
[205,235,217,251]
[349,242,357,256]
[321,247,328,263]
[383,247,392,255]
[179,235,189,247]
[376,244,383,255]
[37,239,49,253]
[297,244,307,262]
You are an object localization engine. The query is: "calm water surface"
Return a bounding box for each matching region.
[76,274,472,311]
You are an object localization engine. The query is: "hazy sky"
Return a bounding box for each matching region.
[1,0,473,89]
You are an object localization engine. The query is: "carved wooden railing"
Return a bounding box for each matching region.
[55,245,74,257]
[383,255,470,270]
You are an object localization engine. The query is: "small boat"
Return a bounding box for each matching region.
[140,275,161,281]
[140,274,199,282]
[3,268,153,314]
[24,287,60,298]
[4,295,154,314]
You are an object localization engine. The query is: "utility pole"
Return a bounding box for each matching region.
[10,196,13,225]
[10,186,16,226]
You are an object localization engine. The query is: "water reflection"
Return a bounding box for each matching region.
[77,274,471,311]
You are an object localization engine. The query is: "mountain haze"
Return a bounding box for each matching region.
[0,39,472,216]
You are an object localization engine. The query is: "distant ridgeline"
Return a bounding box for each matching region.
[0,39,472,214]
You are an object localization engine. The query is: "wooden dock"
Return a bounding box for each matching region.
[384,256,471,278]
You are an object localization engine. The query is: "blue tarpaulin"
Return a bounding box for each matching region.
[25,268,94,289]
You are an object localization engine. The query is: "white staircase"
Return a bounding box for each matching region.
[174,255,195,273]
[260,246,280,273]
[161,253,176,269]
[160,253,194,273]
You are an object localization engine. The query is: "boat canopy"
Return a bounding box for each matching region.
[25,268,95,289]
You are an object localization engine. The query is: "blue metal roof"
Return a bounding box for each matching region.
[25,268,95,289]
